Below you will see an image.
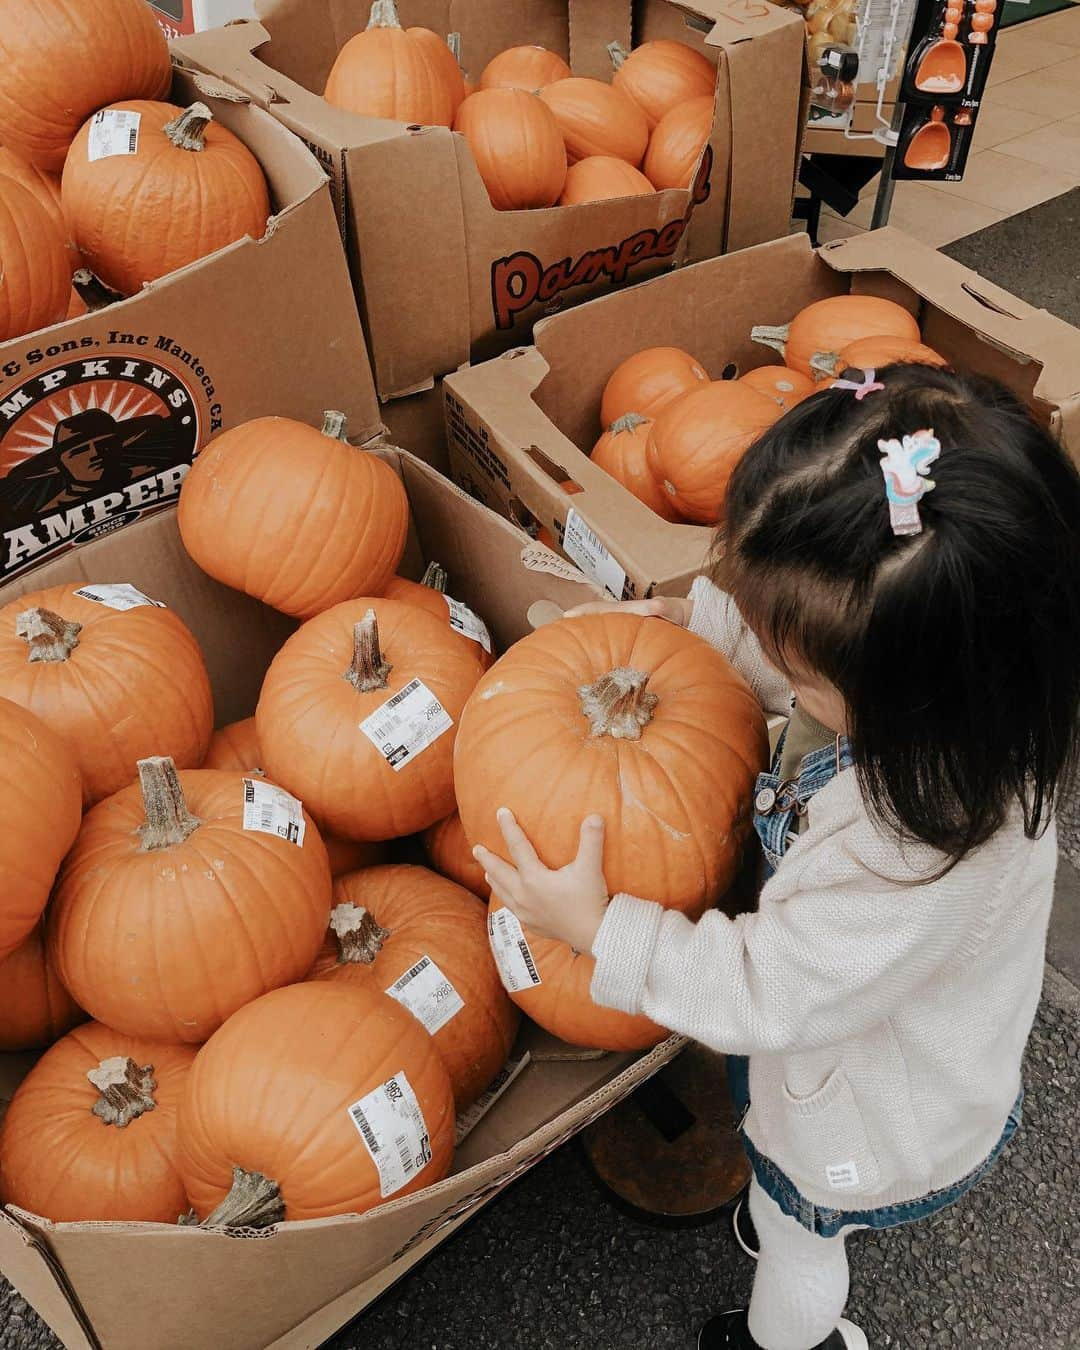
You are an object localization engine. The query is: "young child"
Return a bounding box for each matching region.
[473,363,1080,1350]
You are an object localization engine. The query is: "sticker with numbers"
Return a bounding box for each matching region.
[73,583,165,611]
[346,1070,433,1198]
[358,678,453,772]
[241,778,306,846]
[488,907,542,993]
[561,509,628,600]
[443,595,493,654]
[385,955,464,1035]
[87,109,142,161]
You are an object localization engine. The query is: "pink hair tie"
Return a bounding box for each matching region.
[833,367,885,400]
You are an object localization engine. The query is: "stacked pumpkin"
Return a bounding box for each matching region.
[321,0,717,209]
[0,0,271,343]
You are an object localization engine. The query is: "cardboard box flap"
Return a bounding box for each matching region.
[568,0,632,78]
[0,1213,98,1350]
[682,0,808,46]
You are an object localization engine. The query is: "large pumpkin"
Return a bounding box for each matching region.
[0,582,213,808]
[422,809,490,899]
[0,0,170,171]
[645,381,778,524]
[609,40,715,129]
[815,334,948,381]
[178,411,409,620]
[178,981,455,1224]
[0,699,81,964]
[0,1023,196,1222]
[257,599,485,841]
[559,155,655,205]
[539,78,649,166]
[0,178,70,341]
[454,88,566,211]
[383,561,495,670]
[406,26,467,117]
[0,921,84,1053]
[751,294,922,379]
[600,345,709,427]
[643,94,714,190]
[739,365,818,413]
[591,413,682,521]
[0,147,80,269]
[49,758,332,1043]
[479,45,572,92]
[62,101,271,297]
[308,865,518,1109]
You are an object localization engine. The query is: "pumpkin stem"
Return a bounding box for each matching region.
[808,351,842,380]
[138,756,201,850]
[367,0,403,30]
[579,668,658,741]
[608,412,649,436]
[163,102,213,153]
[344,610,392,692]
[72,268,118,312]
[447,31,463,64]
[87,1057,157,1128]
[16,607,81,663]
[199,1166,284,1230]
[749,322,791,358]
[330,902,390,964]
[607,41,629,70]
[320,409,349,441]
[420,560,448,593]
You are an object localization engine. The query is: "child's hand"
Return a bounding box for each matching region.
[473,809,610,955]
[563,595,692,626]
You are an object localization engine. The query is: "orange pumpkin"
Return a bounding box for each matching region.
[539,78,649,166]
[0,921,84,1053]
[257,600,485,842]
[609,40,715,130]
[0,147,80,269]
[817,334,949,381]
[740,365,818,413]
[643,95,714,190]
[308,865,517,1109]
[0,178,70,341]
[383,561,495,669]
[600,345,709,427]
[0,698,82,964]
[0,1023,196,1222]
[591,413,682,521]
[66,286,88,319]
[559,155,655,205]
[751,294,922,379]
[0,0,170,172]
[407,26,467,117]
[178,981,455,1223]
[454,88,566,210]
[422,809,491,899]
[480,45,572,92]
[62,101,271,298]
[0,582,213,808]
[178,411,409,620]
[49,758,332,1043]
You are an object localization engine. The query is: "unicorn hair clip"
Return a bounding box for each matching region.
[878,428,941,537]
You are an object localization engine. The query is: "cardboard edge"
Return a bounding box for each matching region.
[0,1211,98,1350]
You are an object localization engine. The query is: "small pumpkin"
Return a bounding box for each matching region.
[0,582,213,808]
[591,413,682,521]
[559,155,655,205]
[815,334,949,381]
[0,147,80,269]
[600,345,709,427]
[751,294,921,379]
[479,45,572,92]
[178,411,409,620]
[62,101,271,298]
[178,981,455,1224]
[0,1023,196,1222]
[609,40,715,130]
[539,78,649,166]
[739,365,818,413]
[0,178,71,342]
[383,561,495,669]
[643,95,714,190]
[454,88,567,211]
[0,921,84,1053]
[422,809,491,899]
[49,757,332,1043]
[308,865,518,1109]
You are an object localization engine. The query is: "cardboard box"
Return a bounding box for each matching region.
[147,0,255,41]
[0,447,687,1350]
[444,227,1080,599]
[0,67,381,588]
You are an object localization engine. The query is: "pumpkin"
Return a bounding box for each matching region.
[0,147,80,269]
[422,810,490,899]
[751,294,922,379]
[178,411,409,620]
[0,698,81,964]
[535,480,582,550]
[0,921,84,1053]
[62,101,271,298]
[740,365,818,413]
[308,865,518,1109]
[407,26,467,117]
[49,757,332,1043]
[66,287,88,319]
[643,95,714,190]
[0,582,213,808]
[178,981,455,1224]
[646,381,779,524]
[815,334,949,381]
[257,600,485,841]
[609,40,715,130]
[324,0,462,127]
[383,561,495,669]
[559,155,655,205]
[0,1023,196,1222]
[591,413,682,521]
[454,88,566,211]
[0,0,170,172]
[539,78,649,167]
[0,178,70,341]
[480,45,572,92]
[600,345,709,427]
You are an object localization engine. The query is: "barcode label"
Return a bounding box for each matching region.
[346,1070,433,1198]
[443,596,493,654]
[358,678,453,772]
[562,509,628,600]
[87,109,142,161]
[488,907,542,993]
[241,777,306,846]
[73,583,164,611]
[386,954,464,1035]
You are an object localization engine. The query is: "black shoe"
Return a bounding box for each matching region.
[732,1193,759,1260]
[697,1308,869,1349]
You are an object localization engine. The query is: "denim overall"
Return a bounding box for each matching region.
[726,721,1023,1238]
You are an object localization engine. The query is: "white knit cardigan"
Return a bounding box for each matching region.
[590,577,1055,1209]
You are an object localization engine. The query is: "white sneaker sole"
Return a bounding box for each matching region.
[732,1197,759,1261]
[835,1319,869,1349]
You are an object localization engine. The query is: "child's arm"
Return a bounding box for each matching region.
[685,576,792,717]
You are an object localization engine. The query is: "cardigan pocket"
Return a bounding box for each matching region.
[778,1067,882,1196]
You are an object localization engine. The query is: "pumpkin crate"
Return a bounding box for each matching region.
[443,226,1080,599]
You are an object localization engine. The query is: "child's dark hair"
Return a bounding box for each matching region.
[723,362,1080,864]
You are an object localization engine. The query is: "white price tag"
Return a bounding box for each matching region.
[358,678,453,772]
[73,583,164,611]
[385,955,464,1035]
[488,907,542,993]
[562,509,628,600]
[87,109,142,162]
[241,777,306,846]
[346,1070,433,1198]
[443,595,492,654]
